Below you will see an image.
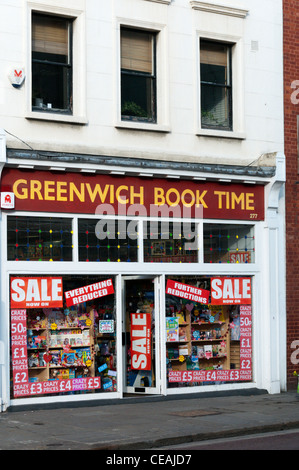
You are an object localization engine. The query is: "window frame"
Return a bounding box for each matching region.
[200,39,233,132]
[5,213,258,268]
[115,20,170,133]
[196,32,245,140]
[120,27,157,124]
[25,3,87,125]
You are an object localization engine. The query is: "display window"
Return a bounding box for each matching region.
[143,221,198,263]
[78,218,138,262]
[165,275,252,387]
[10,275,117,399]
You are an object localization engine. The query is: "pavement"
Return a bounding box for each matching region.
[0,388,298,451]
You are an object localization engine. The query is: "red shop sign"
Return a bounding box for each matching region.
[1,168,265,220]
[211,277,251,305]
[10,277,63,309]
[64,279,114,307]
[130,313,152,371]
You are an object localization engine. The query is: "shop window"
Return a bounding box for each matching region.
[121,27,157,122]
[10,275,117,399]
[78,218,138,262]
[200,40,232,131]
[143,221,198,263]
[165,275,252,388]
[32,13,73,114]
[7,216,73,261]
[203,224,255,263]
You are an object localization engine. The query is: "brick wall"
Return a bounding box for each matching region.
[284,0,299,388]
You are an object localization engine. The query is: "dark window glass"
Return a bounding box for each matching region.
[203,224,255,263]
[7,216,73,261]
[78,219,138,262]
[121,28,156,122]
[32,13,72,113]
[143,221,198,263]
[200,40,232,130]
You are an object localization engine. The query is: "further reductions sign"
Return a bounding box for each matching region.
[64,279,114,307]
[10,277,63,309]
[210,277,251,305]
[130,313,151,371]
[166,280,210,304]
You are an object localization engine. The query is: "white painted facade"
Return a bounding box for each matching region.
[0,0,283,165]
[0,0,286,411]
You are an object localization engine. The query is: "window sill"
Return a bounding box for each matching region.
[196,128,246,140]
[143,0,171,3]
[115,120,171,133]
[25,111,88,125]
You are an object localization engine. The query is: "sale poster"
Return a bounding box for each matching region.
[239,305,252,373]
[130,313,151,371]
[210,277,251,305]
[13,377,102,398]
[11,309,29,389]
[64,279,114,307]
[166,279,210,304]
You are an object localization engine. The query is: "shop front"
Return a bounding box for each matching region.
[0,162,285,409]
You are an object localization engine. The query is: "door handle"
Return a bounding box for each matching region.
[122,332,130,346]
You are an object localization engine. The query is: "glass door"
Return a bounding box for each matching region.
[122,276,161,395]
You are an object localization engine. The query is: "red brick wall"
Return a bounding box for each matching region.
[284,0,299,389]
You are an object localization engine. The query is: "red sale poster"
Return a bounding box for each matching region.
[166,279,210,304]
[239,305,252,374]
[130,313,151,370]
[11,309,29,392]
[10,277,63,309]
[13,377,102,398]
[64,279,114,307]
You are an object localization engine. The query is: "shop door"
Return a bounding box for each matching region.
[122,276,161,395]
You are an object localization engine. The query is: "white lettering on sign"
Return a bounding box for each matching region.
[10,277,63,308]
[130,313,151,371]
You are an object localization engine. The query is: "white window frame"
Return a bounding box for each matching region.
[190,0,248,140]
[25,1,87,125]
[196,32,245,139]
[4,212,260,270]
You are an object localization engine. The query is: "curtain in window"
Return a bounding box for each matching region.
[200,41,232,130]
[32,15,69,58]
[121,29,153,74]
